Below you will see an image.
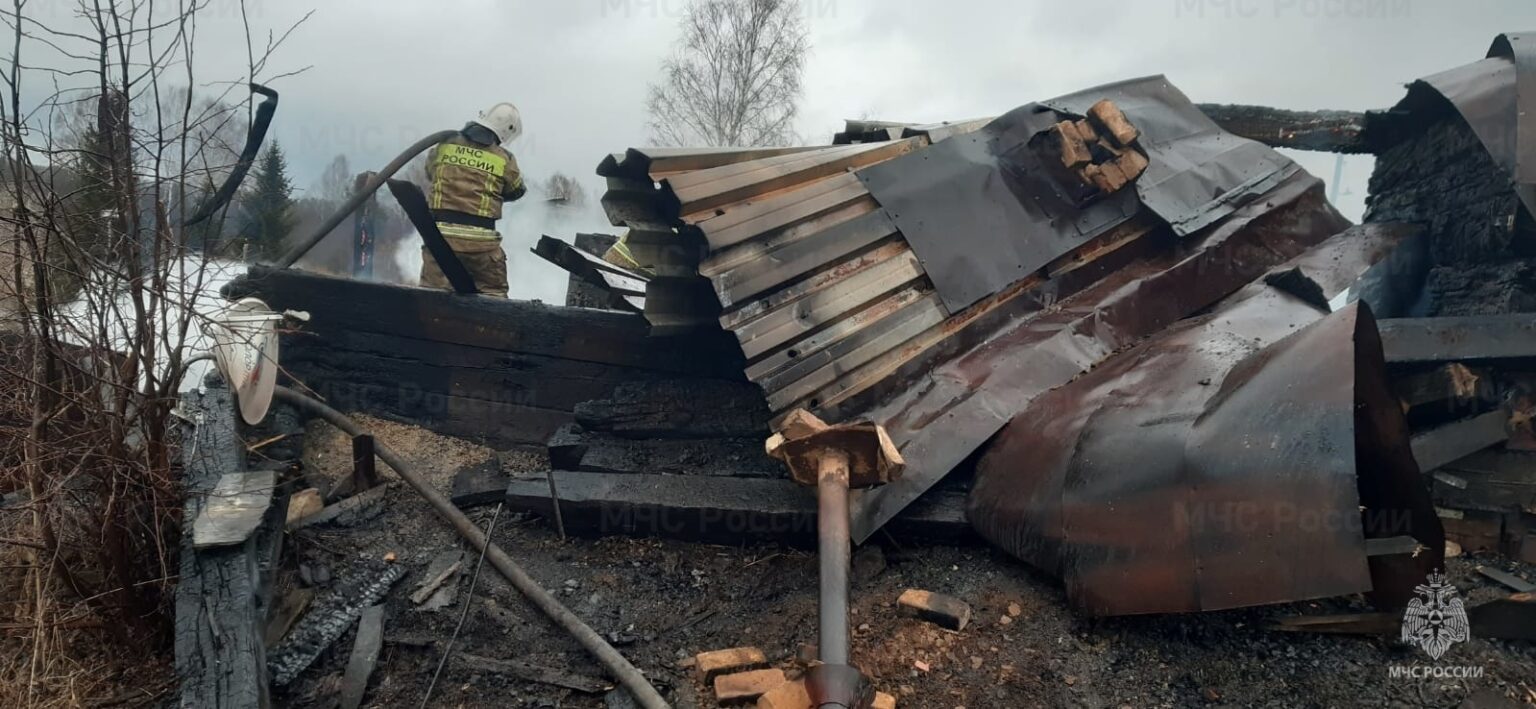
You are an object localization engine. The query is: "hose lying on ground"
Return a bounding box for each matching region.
[272,386,672,709]
[273,129,459,269]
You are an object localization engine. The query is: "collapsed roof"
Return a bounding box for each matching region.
[567,32,1536,617]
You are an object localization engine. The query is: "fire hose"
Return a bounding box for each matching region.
[273,130,459,269]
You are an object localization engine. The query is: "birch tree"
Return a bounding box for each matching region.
[645,0,809,147]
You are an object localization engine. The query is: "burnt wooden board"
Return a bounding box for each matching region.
[226,266,754,449]
[492,471,972,546]
[175,386,276,708]
[227,266,744,376]
[1379,314,1536,364]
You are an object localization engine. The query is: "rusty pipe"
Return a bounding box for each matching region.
[817,450,852,668]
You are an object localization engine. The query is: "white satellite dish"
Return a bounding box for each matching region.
[209,297,282,425]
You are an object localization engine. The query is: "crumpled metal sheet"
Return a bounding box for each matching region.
[1489,32,1536,213]
[845,172,1352,541]
[966,223,1444,616]
[1376,31,1536,216]
[856,76,1300,313]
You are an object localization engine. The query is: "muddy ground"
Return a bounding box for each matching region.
[269,416,1536,709]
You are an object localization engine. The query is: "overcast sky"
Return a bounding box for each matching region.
[18,0,1536,299]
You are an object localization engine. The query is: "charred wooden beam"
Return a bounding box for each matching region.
[225,266,749,449]
[1411,410,1510,473]
[1379,314,1536,364]
[175,386,278,708]
[268,561,407,687]
[1195,103,1374,154]
[499,471,971,545]
[573,378,771,440]
[548,425,782,478]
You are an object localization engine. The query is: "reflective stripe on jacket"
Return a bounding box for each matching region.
[427,133,524,219]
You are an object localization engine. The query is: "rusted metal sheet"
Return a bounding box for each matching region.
[844,174,1351,541]
[966,223,1443,616]
[597,79,1350,542]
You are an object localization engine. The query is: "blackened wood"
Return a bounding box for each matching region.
[550,428,782,477]
[351,435,379,492]
[501,471,971,546]
[566,233,623,309]
[268,562,407,686]
[226,266,744,377]
[456,653,613,694]
[389,179,478,293]
[1380,314,1536,363]
[450,459,508,508]
[1410,410,1510,473]
[573,379,771,439]
[1195,103,1372,153]
[175,386,273,708]
[338,605,384,709]
[1478,566,1536,593]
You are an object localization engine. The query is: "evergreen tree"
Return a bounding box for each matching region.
[244,141,295,260]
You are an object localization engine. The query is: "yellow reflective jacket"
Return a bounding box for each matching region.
[427,133,525,220]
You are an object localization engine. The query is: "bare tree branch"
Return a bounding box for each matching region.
[645,0,808,147]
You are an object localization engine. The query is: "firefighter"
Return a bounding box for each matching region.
[419,102,526,296]
[600,230,654,277]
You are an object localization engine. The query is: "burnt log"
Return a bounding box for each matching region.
[267,561,407,687]
[501,471,972,546]
[224,267,747,449]
[546,424,782,478]
[175,385,280,708]
[1365,115,1536,316]
[1195,103,1373,153]
[573,379,772,439]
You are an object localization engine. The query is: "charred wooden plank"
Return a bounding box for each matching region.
[268,562,407,687]
[175,386,277,709]
[1411,410,1510,473]
[717,240,910,331]
[573,379,772,439]
[456,653,613,694]
[1195,103,1373,153]
[1379,314,1536,363]
[745,287,937,385]
[338,605,384,709]
[501,471,971,545]
[1393,363,1486,411]
[226,266,744,377]
[550,430,782,478]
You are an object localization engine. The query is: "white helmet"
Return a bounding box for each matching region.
[473,102,522,145]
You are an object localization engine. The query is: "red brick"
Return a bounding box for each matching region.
[756,678,810,709]
[872,692,897,709]
[715,668,787,705]
[695,646,768,681]
[897,589,972,631]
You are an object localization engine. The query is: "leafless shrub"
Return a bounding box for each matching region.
[645,0,809,147]
[0,0,308,704]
